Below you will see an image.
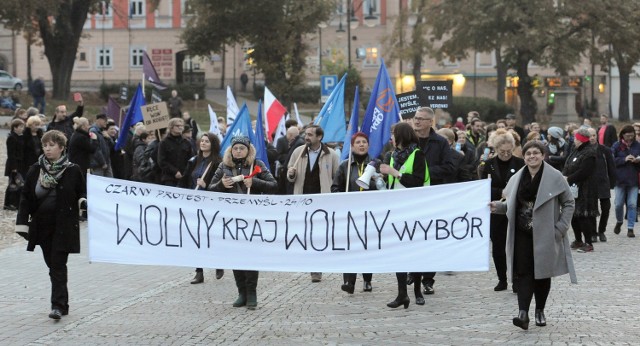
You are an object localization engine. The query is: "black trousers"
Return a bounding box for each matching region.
[490,214,508,282]
[396,272,424,298]
[598,198,611,233]
[572,216,597,245]
[40,241,70,313]
[343,273,372,285]
[232,270,259,293]
[517,275,551,312]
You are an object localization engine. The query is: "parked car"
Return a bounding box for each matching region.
[0,70,23,91]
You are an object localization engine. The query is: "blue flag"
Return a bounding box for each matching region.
[314,74,346,142]
[115,84,145,150]
[219,103,257,155]
[253,100,271,171]
[341,86,360,161]
[361,60,400,159]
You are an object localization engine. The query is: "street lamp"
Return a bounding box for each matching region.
[318,22,327,75]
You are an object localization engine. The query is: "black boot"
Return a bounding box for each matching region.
[535,309,546,326]
[388,273,410,309]
[494,280,508,291]
[215,269,224,279]
[513,310,530,330]
[614,222,622,234]
[414,278,425,305]
[341,282,355,294]
[246,289,257,310]
[190,271,204,284]
[363,281,372,292]
[233,289,247,307]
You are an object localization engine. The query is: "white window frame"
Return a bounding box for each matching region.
[96,47,113,70]
[475,51,495,68]
[130,47,145,68]
[363,0,380,16]
[442,58,459,68]
[130,0,145,17]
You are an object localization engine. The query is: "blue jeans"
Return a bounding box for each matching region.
[614,186,638,229]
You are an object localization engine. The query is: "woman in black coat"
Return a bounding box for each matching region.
[331,132,378,294]
[15,130,86,320]
[67,117,98,178]
[379,122,428,309]
[4,118,26,210]
[177,133,224,284]
[479,130,525,292]
[562,128,599,253]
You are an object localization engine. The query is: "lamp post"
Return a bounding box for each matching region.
[318,22,327,76]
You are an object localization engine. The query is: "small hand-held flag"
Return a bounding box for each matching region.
[341,86,360,161]
[314,74,347,142]
[264,86,288,142]
[361,59,400,158]
[115,84,145,150]
[208,104,223,143]
[227,86,240,125]
[253,99,271,171]
[142,51,167,90]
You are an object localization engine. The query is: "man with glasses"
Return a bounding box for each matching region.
[158,118,194,186]
[410,107,456,296]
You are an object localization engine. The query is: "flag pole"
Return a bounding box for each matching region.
[194,162,213,191]
[345,149,353,192]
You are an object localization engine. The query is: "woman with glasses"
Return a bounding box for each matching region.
[490,140,576,330]
[480,130,524,292]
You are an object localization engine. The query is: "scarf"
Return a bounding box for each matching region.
[391,144,417,170]
[38,154,71,189]
[547,138,565,155]
[517,163,544,203]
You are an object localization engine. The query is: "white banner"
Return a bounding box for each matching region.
[87,175,490,273]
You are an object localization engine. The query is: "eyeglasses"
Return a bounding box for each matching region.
[414,117,432,122]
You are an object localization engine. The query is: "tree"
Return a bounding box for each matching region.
[382,0,433,87]
[182,0,333,107]
[586,0,640,121]
[426,0,590,124]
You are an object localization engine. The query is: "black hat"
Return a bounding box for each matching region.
[231,135,251,148]
[96,113,107,120]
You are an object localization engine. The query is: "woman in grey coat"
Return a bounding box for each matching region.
[490,140,577,330]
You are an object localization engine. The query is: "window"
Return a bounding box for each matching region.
[130,0,145,17]
[476,51,494,68]
[363,0,380,15]
[97,47,113,69]
[100,1,112,16]
[442,58,459,68]
[131,47,145,68]
[363,46,380,67]
[79,52,86,62]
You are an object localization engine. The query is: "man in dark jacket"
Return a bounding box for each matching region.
[412,107,456,295]
[46,97,84,140]
[89,114,112,177]
[158,118,193,186]
[588,128,616,242]
[31,76,46,113]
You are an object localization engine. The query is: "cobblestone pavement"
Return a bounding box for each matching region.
[1,131,639,345]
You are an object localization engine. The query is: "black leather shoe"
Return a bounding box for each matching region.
[48,309,62,320]
[215,269,224,280]
[513,310,530,330]
[535,309,546,326]
[363,281,373,292]
[190,271,204,284]
[614,222,622,234]
[599,232,607,242]
[341,283,355,294]
[494,280,508,291]
[591,235,598,243]
[387,296,410,309]
[423,284,434,295]
[415,296,425,305]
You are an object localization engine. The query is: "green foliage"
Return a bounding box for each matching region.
[447,97,515,124]
[182,0,334,107]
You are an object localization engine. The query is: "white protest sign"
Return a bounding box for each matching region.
[87,175,490,273]
[140,102,170,131]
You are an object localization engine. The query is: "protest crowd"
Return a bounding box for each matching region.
[3,75,638,330]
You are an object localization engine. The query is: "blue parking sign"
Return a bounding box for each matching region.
[320,75,338,102]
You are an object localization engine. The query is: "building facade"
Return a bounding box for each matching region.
[10,0,629,120]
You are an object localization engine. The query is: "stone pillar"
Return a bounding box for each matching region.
[550,87,579,127]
